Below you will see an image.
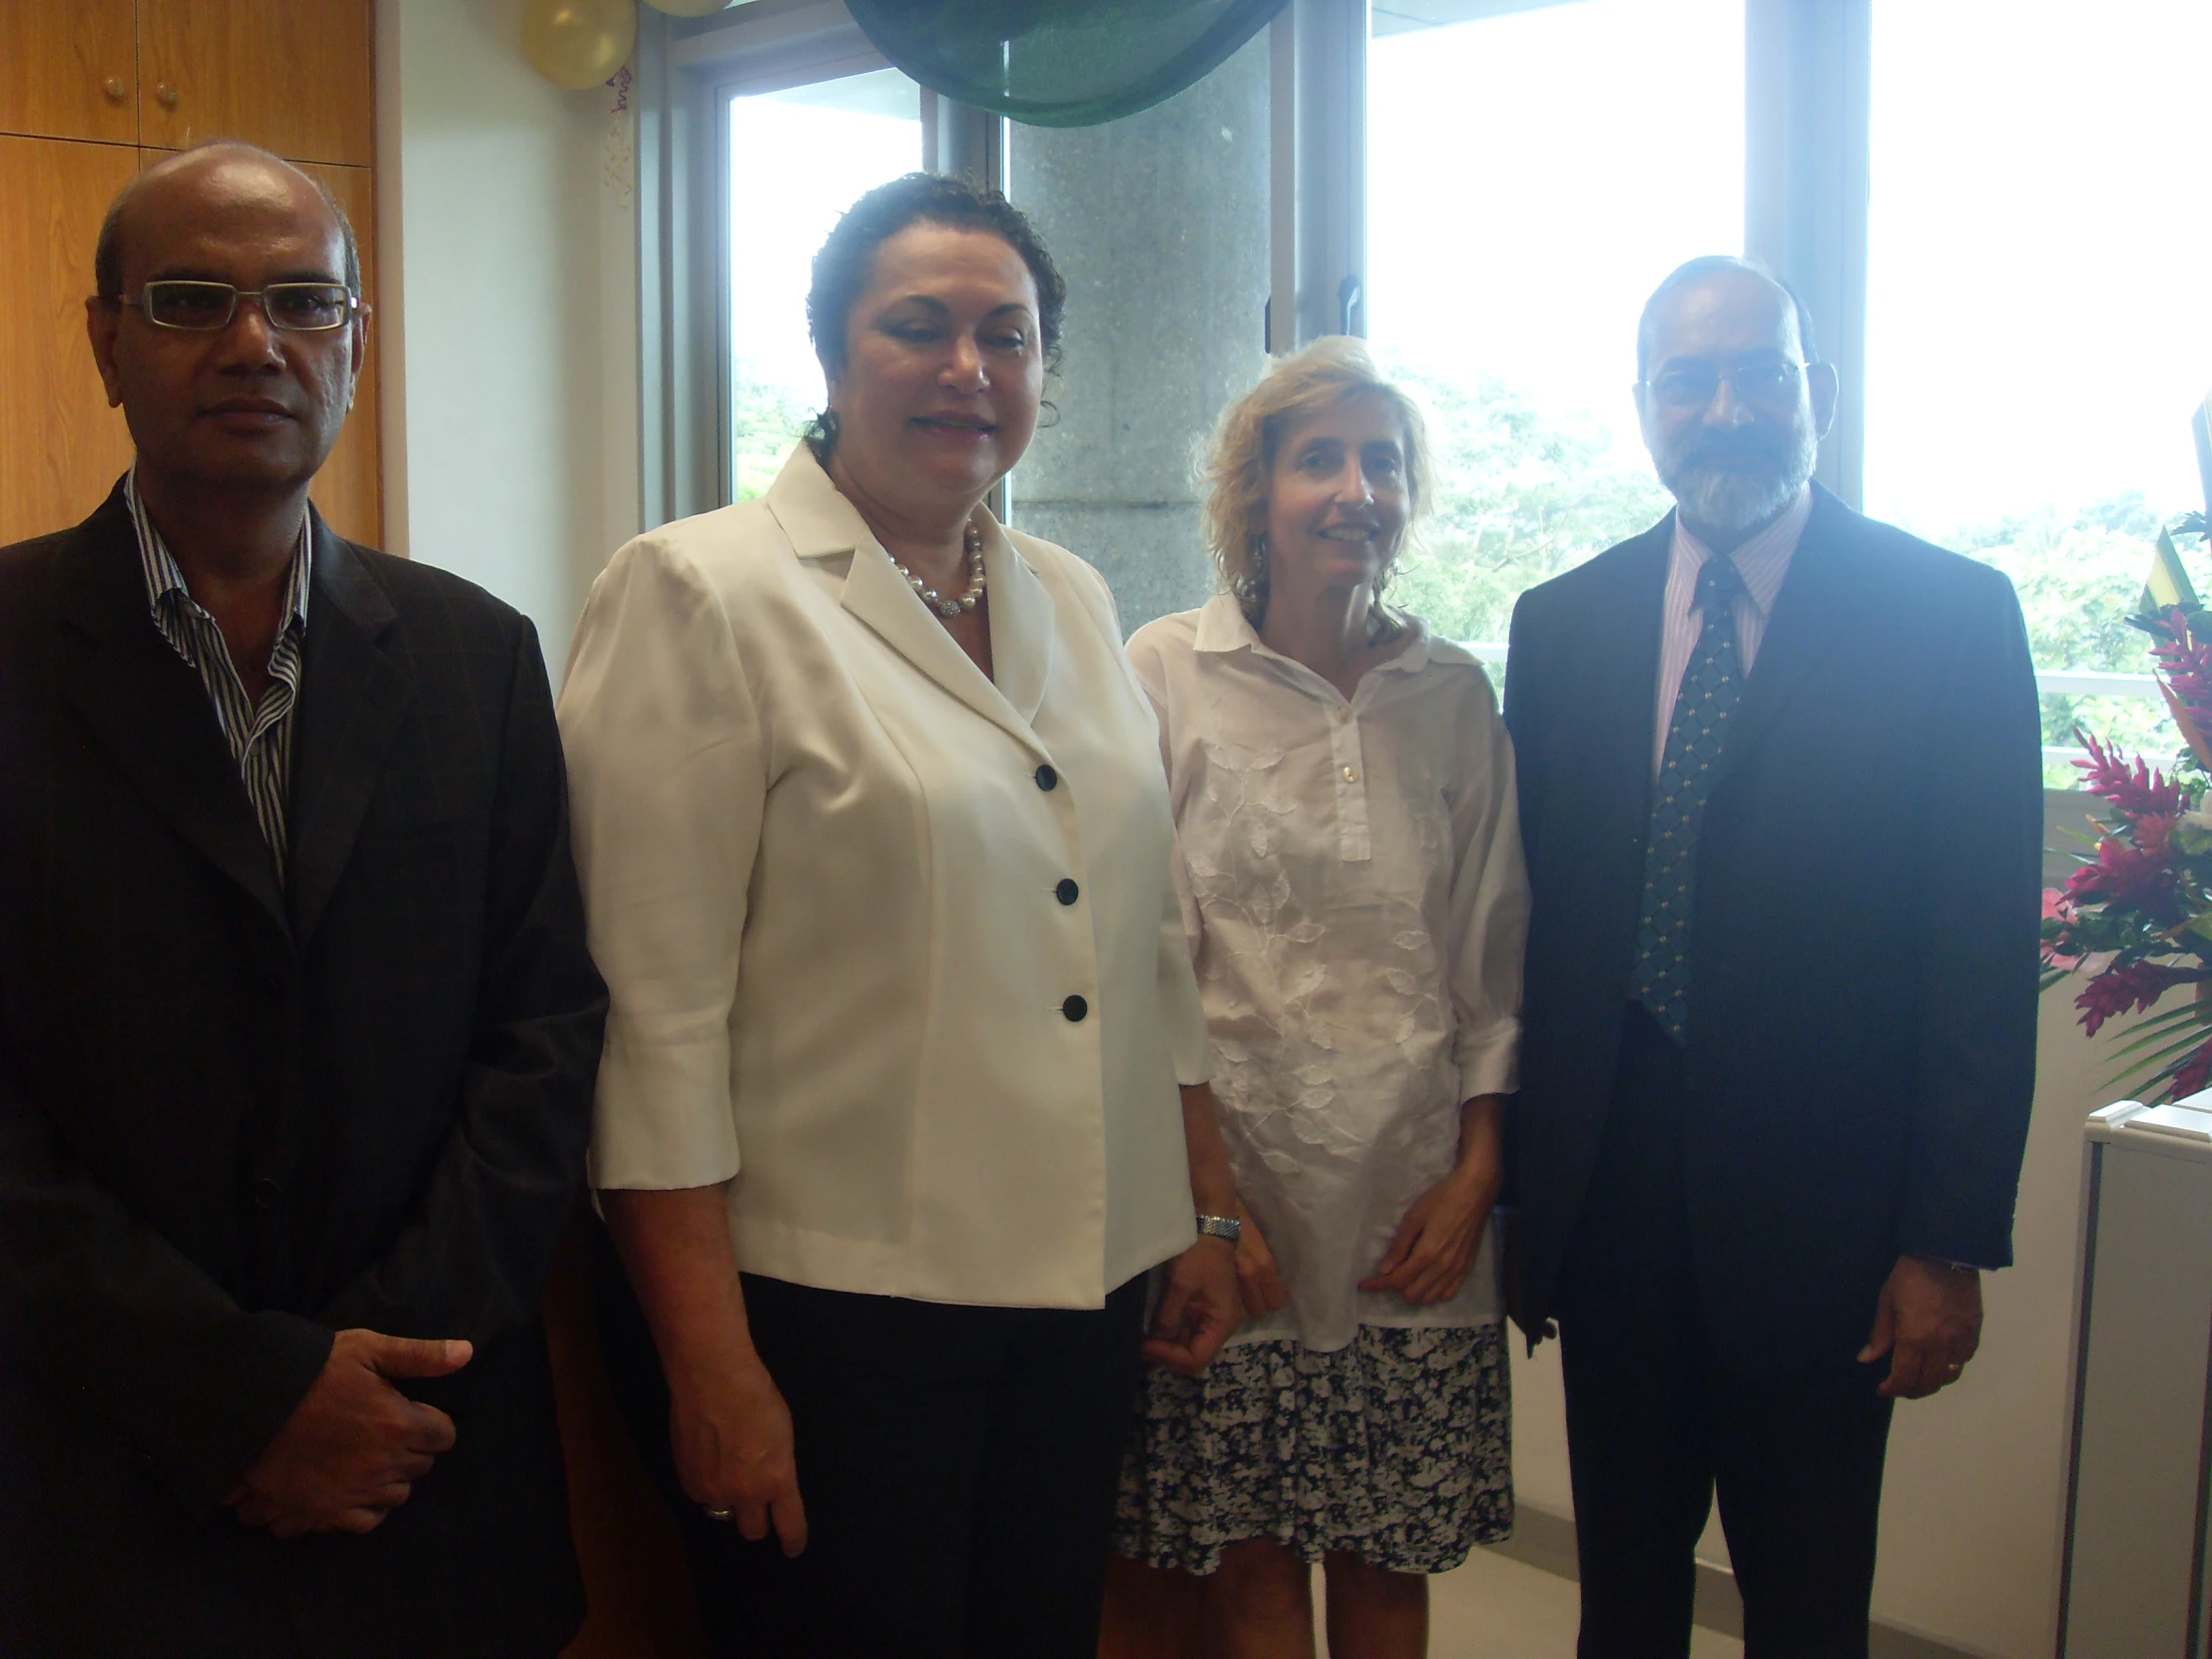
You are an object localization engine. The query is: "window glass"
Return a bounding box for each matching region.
[1866,0,2212,785]
[728,69,923,500]
[1368,0,1743,657]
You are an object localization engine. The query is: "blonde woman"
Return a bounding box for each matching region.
[1110,338,1528,1658]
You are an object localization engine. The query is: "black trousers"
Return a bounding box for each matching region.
[1555,1006,1895,1659]
[597,1230,1147,1659]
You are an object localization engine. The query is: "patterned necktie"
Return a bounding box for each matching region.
[1631,555,1748,1045]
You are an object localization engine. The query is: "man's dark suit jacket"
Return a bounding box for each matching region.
[0,483,609,1657]
[1502,483,2043,1377]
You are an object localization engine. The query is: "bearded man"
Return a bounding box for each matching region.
[1501,257,2043,1656]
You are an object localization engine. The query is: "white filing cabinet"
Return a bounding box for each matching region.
[2061,1098,2212,1656]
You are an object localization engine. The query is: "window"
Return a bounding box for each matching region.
[727,69,924,500]
[1368,0,1743,656]
[659,3,2211,793]
[1866,0,2212,784]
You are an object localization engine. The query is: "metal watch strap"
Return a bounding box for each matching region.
[1194,1214,1242,1243]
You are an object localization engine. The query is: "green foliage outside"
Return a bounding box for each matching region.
[1382,362,1672,650]
[732,372,818,502]
[1378,359,2183,795]
[1935,494,2179,790]
[732,355,2191,796]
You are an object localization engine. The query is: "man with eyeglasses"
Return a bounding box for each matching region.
[1502,256,2042,1654]
[0,142,606,1657]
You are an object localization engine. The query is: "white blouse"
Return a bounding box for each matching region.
[559,447,1211,1311]
[1126,597,1528,1352]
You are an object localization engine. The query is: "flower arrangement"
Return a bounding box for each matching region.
[2042,511,2212,1099]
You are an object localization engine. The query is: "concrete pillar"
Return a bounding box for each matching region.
[1008,35,1272,634]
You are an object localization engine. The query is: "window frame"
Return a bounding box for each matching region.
[637,0,2149,769]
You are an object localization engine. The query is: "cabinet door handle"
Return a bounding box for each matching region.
[156,82,180,109]
[103,76,128,102]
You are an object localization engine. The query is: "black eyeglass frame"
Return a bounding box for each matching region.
[108,279,367,333]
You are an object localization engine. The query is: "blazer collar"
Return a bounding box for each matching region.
[1711,482,1863,785]
[54,480,290,936]
[765,444,1056,754]
[1591,510,1678,589]
[1579,515,1674,830]
[287,515,412,948]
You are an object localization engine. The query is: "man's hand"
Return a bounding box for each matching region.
[1143,1235,1241,1377]
[228,1330,472,1538]
[1231,1204,1290,1319]
[1859,1255,1982,1399]
[669,1358,808,1558]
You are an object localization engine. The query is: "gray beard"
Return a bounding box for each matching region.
[1661,426,1817,534]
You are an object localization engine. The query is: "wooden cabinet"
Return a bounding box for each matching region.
[0,135,139,545]
[0,1,381,551]
[140,0,374,167]
[296,161,380,546]
[0,0,139,145]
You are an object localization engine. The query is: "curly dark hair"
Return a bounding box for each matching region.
[804,173,1066,462]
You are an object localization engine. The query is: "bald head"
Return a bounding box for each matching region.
[1636,256,1816,382]
[1631,255,1839,547]
[85,139,367,517]
[95,142,358,301]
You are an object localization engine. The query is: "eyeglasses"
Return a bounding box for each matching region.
[116,280,362,332]
[1643,357,1808,410]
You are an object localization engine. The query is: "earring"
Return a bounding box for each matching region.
[1239,533,1271,613]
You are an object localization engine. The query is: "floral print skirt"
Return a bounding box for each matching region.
[1111,1322,1512,1576]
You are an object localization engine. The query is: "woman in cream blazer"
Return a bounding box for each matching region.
[557,174,1242,1659]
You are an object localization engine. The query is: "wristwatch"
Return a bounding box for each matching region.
[1195,1214,1243,1244]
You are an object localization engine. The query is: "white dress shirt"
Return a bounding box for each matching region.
[1651,484,1813,776]
[559,447,1211,1311]
[1127,598,1529,1352]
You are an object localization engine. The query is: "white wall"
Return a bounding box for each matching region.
[374,0,640,677]
[1508,943,2140,1658]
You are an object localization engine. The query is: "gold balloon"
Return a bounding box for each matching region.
[520,0,638,91]
[642,0,733,14]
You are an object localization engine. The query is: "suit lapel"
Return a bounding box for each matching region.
[286,520,411,949]
[1713,485,1863,787]
[981,522,1054,731]
[764,447,1054,759]
[1576,519,1673,834]
[835,533,1050,755]
[54,488,291,935]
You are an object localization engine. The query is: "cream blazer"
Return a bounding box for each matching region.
[558,447,1210,1310]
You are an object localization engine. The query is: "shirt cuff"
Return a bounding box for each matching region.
[1454,1021,1520,1105]
[588,1025,741,1191]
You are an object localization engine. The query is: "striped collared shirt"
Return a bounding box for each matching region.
[127,469,312,864]
[1651,483,1812,778]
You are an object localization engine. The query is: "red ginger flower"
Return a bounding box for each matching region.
[2074,732,2190,822]
[2172,1040,2212,1101]
[2076,960,2190,1037]
[2063,834,2184,922]
[2148,610,2212,718]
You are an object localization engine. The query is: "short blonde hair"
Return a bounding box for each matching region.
[1200,336,1432,612]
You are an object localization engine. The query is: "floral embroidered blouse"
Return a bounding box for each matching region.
[1126,596,1529,1352]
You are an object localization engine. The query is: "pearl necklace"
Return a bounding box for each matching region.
[891,523,987,618]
